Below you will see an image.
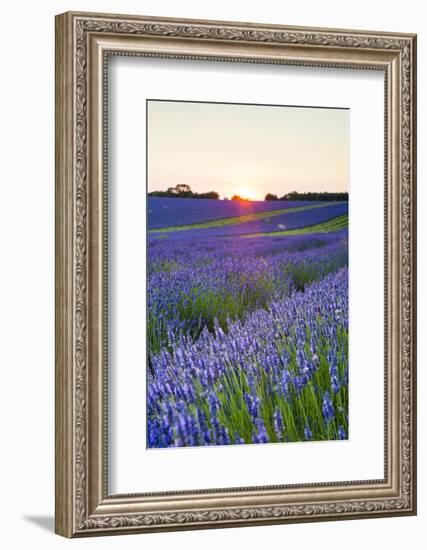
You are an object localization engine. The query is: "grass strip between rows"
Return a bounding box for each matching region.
[243,213,349,237]
[149,202,340,233]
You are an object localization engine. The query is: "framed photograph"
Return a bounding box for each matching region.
[55,11,417,537]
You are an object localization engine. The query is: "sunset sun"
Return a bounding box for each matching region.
[233,186,259,201]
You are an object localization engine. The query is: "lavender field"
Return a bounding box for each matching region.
[148,197,322,230]
[147,199,349,448]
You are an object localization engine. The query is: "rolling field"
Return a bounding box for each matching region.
[149,201,348,238]
[148,197,323,229]
[147,198,349,448]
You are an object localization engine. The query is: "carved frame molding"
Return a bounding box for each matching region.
[55,12,416,537]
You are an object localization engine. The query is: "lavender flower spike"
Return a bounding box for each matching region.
[322,391,335,424]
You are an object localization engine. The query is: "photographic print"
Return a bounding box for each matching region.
[147,100,349,449]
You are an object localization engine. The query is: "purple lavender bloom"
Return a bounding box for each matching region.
[234,433,245,445]
[208,392,220,416]
[252,419,269,444]
[219,426,231,445]
[338,426,347,440]
[311,352,319,371]
[281,369,292,401]
[273,407,284,441]
[244,392,261,420]
[322,391,335,424]
[292,374,308,397]
[331,372,340,394]
[304,423,313,440]
[328,346,341,394]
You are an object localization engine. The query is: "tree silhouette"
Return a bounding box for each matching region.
[265,193,279,201]
[149,184,219,200]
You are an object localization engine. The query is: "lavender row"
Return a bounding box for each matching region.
[151,202,348,238]
[148,197,322,229]
[148,231,348,353]
[147,267,349,447]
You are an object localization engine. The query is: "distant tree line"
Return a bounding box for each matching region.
[149,184,348,202]
[149,184,219,200]
[265,191,348,201]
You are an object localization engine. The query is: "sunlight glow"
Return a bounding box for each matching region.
[232,187,261,202]
[148,101,349,198]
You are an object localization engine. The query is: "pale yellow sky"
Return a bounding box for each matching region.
[147,100,349,201]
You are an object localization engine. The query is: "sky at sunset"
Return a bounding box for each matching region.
[147,100,349,201]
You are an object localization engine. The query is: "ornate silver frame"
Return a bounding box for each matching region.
[55,11,417,537]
